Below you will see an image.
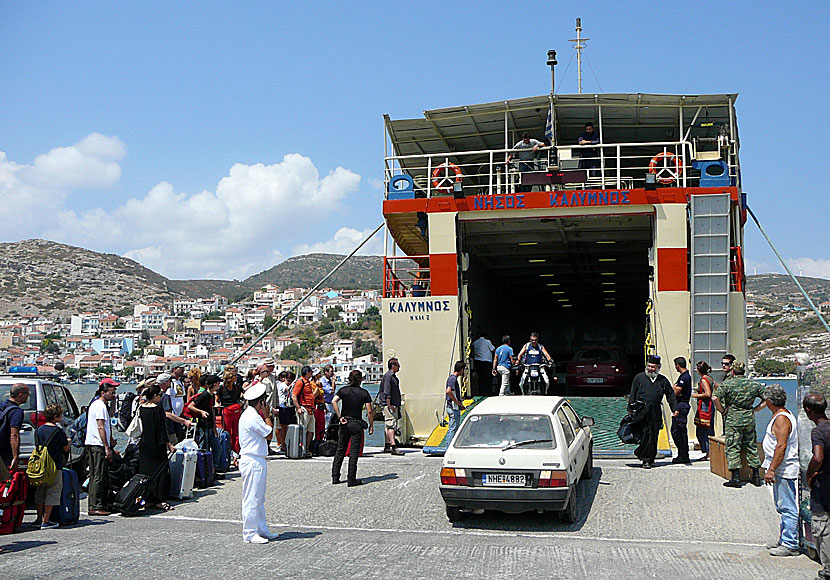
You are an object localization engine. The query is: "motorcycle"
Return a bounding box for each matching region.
[517,361,555,395]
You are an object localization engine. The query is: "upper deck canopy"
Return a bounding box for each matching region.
[385,93,739,159]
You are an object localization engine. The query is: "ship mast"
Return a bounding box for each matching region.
[569,17,589,94]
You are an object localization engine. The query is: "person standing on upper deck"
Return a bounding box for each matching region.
[577,122,600,172]
[507,132,544,193]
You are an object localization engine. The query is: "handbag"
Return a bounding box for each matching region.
[693,376,713,428]
[26,428,60,486]
[125,408,143,439]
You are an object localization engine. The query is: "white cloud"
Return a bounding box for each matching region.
[2,136,373,279]
[787,257,830,279]
[745,257,830,280]
[0,134,125,238]
[46,152,360,279]
[292,226,384,257]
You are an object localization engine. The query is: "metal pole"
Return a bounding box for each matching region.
[746,205,830,335]
[229,222,386,365]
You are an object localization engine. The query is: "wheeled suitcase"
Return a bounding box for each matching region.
[285,424,306,459]
[113,451,174,516]
[194,450,214,488]
[0,471,29,534]
[112,473,151,517]
[57,467,80,525]
[169,449,197,500]
[216,429,231,472]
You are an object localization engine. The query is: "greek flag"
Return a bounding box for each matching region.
[545,104,553,143]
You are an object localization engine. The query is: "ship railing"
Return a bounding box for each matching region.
[384,141,738,198]
[383,256,430,298]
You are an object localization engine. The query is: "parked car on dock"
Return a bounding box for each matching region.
[565,346,631,393]
[439,396,594,523]
[0,367,85,472]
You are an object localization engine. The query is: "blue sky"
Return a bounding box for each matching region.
[1,1,828,280]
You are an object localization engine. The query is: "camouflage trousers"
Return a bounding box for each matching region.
[724,423,760,470]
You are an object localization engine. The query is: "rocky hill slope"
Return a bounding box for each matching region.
[0,240,383,317]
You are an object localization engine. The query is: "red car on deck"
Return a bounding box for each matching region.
[565,347,631,392]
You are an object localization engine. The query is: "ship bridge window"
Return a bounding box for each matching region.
[460,213,653,396]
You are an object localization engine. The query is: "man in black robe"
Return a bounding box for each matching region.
[629,355,678,468]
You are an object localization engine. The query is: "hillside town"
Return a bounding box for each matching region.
[0,283,385,384]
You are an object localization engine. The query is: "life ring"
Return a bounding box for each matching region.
[648,152,683,185]
[431,162,463,193]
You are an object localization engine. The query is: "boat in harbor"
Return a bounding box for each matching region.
[381,84,747,446]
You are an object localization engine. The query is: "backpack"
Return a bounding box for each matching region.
[115,392,138,432]
[69,413,87,448]
[26,428,60,486]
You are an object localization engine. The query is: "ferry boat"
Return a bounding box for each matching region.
[381,90,747,445]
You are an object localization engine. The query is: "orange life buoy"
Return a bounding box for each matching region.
[431,162,463,193]
[648,152,683,185]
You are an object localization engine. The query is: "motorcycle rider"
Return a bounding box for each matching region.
[515,332,554,394]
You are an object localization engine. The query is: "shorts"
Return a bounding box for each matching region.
[297,408,316,434]
[35,472,63,506]
[278,406,297,425]
[382,406,399,431]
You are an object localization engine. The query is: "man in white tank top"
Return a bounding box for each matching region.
[761,384,799,557]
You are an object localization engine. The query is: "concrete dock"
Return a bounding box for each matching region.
[1,449,819,579]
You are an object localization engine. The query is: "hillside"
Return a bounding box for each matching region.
[0,239,182,317]
[244,253,383,290]
[745,274,830,366]
[0,240,384,317]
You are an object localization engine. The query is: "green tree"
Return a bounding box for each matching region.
[353,338,380,359]
[326,307,343,321]
[263,315,277,331]
[40,338,61,354]
[318,320,334,335]
[123,367,135,379]
[281,343,308,362]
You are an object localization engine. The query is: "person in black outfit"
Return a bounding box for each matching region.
[629,355,678,468]
[331,370,374,487]
[189,374,221,471]
[577,121,600,171]
[138,384,176,511]
[670,357,693,464]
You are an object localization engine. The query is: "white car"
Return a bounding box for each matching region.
[439,396,594,523]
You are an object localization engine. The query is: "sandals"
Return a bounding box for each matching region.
[156,502,175,511]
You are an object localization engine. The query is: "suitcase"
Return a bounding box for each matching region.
[195,450,214,488]
[112,473,151,517]
[169,449,197,500]
[0,471,29,534]
[57,468,80,525]
[286,424,306,459]
[216,429,231,472]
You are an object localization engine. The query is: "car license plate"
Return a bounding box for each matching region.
[586,377,604,384]
[482,473,526,487]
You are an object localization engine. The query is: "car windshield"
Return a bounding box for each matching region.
[0,383,36,411]
[453,414,556,449]
[576,348,620,361]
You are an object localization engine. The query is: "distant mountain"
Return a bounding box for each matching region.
[0,239,181,317]
[0,240,383,317]
[244,254,383,290]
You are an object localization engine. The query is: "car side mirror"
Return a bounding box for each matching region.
[581,417,595,427]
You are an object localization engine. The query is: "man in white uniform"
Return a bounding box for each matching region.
[238,382,279,544]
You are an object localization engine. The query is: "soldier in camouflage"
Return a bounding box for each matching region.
[712,361,766,488]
